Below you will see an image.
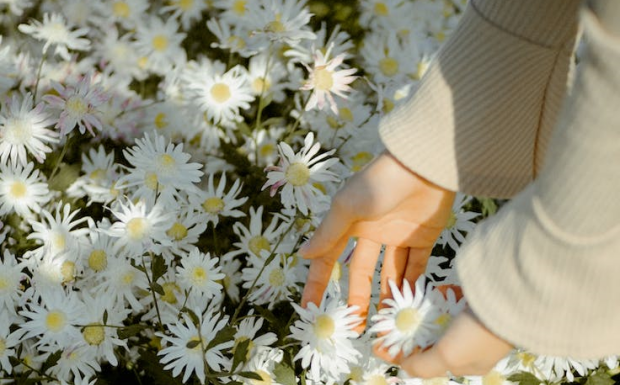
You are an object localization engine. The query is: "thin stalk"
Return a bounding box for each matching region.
[33,53,46,102]
[142,253,165,333]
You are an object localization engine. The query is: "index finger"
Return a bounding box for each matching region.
[301,236,350,307]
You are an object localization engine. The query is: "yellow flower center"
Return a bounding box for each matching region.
[422,378,450,385]
[154,112,168,129]
[83,324,105,345]
[161,282,181,304]
[395,308,421,333]
[259,143,275,159]
[210,83,231,103]
[268,268,285,287]
[152,35,169,52]
[0,277,8,290]
[330,261,342,282]
[313,314,335,339]
[379,57,399,77]
[313,66,334,91]
[339,107,353,122]
[202,197,225,214]
[248,235,270,256]
[191,267,208,285]
[351,151,373,172]
[126,217,148,240]
[252,77,271,94]
[145,172,159,190]
[112,2,131,18]
[227,35,246,50]
[66,96,88,118]
[265,14,285,33]
[88,249,108,272]
[9,181,27,198]
[52,232,67,252]
[349,366,364,383]
[367,374,388,385]
[374,2,389,16]
[518,351,537,368]
[232,0,246,15]
[89,168,105,181]
[446,211,457,229]
[166,222,188,241]
[61,261,75,283]
[0,338,5,356]
[4,118,32,145]
[285,162,310,186]
[177,0,193,11]
[250,369,272,385]
[122,271,135,285]
[326,116,341,129]
[435,31,446,43]
[482,370,505,385]
[46,310,66,332]
[158,154,176,173]
[382,98,395,114]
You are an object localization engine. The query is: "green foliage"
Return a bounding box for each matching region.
[507,372,542,385]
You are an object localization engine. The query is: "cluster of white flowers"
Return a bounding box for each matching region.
[0,0,614,384]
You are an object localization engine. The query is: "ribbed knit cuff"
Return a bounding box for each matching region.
[379,0,578,198]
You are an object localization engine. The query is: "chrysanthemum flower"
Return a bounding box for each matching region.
[18,13,91,60]
[436,193,479,252]
[44,73,109,137]
[263,132,339,215]
[229,206,283,259]
[245,0,316,48]
[238,348,284,385]
[289,298,361,382]
[161,0,210,30]
[176,247,225,300]
[0,161,50,218]
[369,277,441,358]
[244,252,299,308]
[104,0,150,30]
[0,92,57,167]
[189,172,248,227]
[134,15,186,74]
[301,44,357,114]
[157,307,233,384]
[89,253,149,312]
[0,311,21,374]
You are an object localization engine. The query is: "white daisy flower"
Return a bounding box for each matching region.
[94,27,145,82]
[263,132,339,215]
[107,199,172,255]
[436,193,479,252]
[44,73,109,137]
[244,252,299,308]
[90,253,149,313]
[219,257,242,302]
[429,285,467,335]
[161,0,210,30]
[189,172,248,228]
[40,342,100,383]
[104,0,150,30]
[212,0,251,25]
[233,311,278,360]
[237,348,285,385]
[289,298,361,382]
[245,0,316,48]
[157,306,233,384]
[185,64,254,128]
[67,145,120,204]
[244,126,285,167]
[465,356,518,385]
[134,15,186,75]
[301,44,358,114]
[207,18,256,58]
[370,276,442,358]
[0,250,27,317]
[360,32,421,85]
[0,92,57,167]
[247,52,288,103]
[0,161,50,218]
[161,206,208,262]
[18,288,86,349]
[117,132,203,205]
[18,13,91,61]
[533,355,599,383]
[0,0,33,16]
[176,247,225,300]
[229,206,284,259]
[0,311,21,374]
[26,202,91,261]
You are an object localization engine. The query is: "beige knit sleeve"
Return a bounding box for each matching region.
[379,0,581,198]
[456,4,620,358]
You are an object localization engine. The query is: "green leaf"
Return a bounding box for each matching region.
[254,306,278,325]
[232,338,251,371]
[186,339,201,349]
[585,371,615,385]
[180,307,200,326]
[151,254,167,282]
[117,324,148,339]
[238,371,263,381]
[40,349,62,373]
[207,324,236,350]
[274,361,296,385]
[151,282,165,296]
[507,371,541,385]
[478,197,499,217]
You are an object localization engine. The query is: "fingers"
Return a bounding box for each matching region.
[400,310,514,378]
[348,239,382,333]
[301,236,350,308]
[378,246,408,309]
[403,247,433,289]
[298,202,352,259]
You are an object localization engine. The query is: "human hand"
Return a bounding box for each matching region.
[394,308,514,378]
[299,151,456,332]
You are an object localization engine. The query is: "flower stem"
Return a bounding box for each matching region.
[33,53,46,102]
[142,253,165,333]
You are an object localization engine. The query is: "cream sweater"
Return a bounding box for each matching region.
[379,0,620,358]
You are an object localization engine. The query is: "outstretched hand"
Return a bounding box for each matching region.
[299,151,455,332]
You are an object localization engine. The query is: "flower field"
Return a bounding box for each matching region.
[0,0,617,384]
